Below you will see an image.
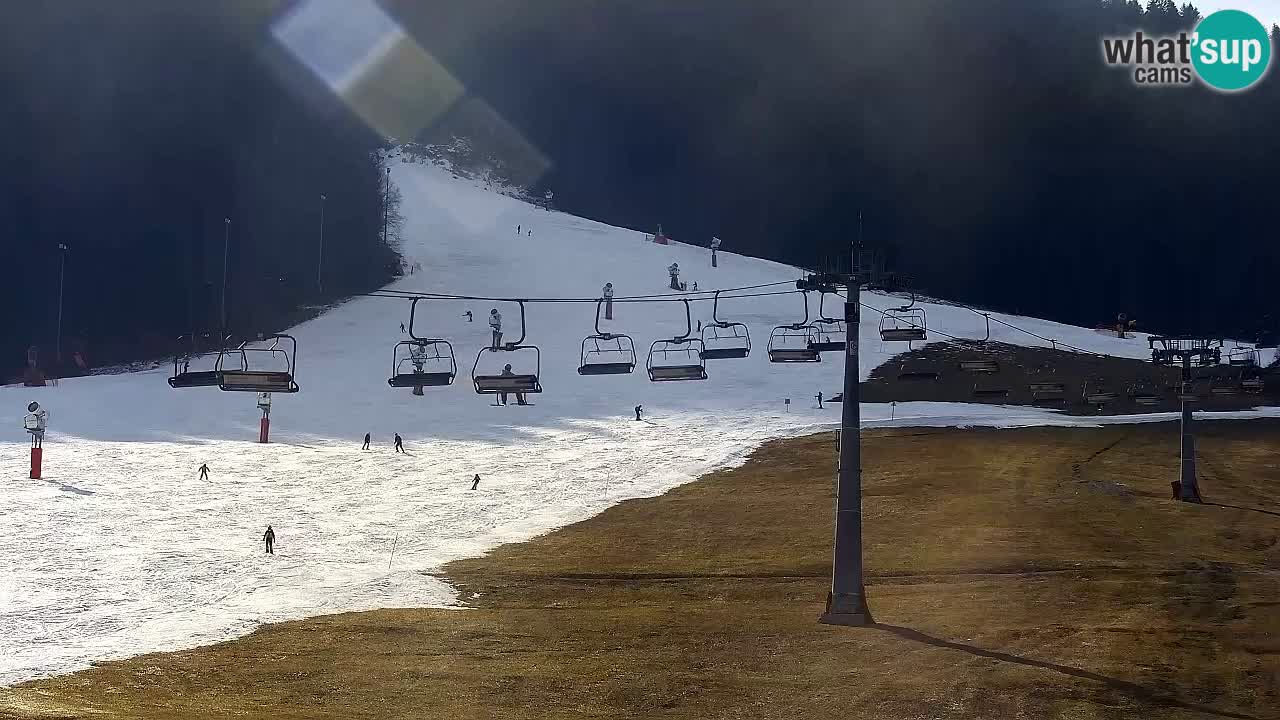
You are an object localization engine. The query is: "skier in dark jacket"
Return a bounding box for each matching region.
[634,405,643,421]
[489,309,503,348]
[498,364,527,406]
[263,525,275,554]
[471,474,480,490]
[198,463,210,481]
[362,433,371,450]
[394,433,405,453]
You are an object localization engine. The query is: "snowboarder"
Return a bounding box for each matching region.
[603,282,614,320]
[198,463,210,481]
[362,433,371,450]
[464,310,473,322]
[499,364,527,406]
[489,309,503,349]
[394,433,405,453]
[263,525,275,555]
[634,404,643,421]
[668,263,681,291]
[471,474,480,490]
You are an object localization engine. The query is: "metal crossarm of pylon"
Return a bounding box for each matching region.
[1147,336,1223,504]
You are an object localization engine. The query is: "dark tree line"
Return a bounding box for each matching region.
[393,0,1279,340]
[0,3,399,380]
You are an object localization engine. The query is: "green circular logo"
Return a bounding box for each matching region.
[1192,10,1272,91]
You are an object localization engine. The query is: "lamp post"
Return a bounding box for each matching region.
[318,194,326,293]
[55,243,67,380]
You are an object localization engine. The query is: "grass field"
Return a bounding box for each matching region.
[3,421,1278,719]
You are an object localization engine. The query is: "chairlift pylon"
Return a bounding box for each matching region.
[219,334,300,393]
[807,291,847,353]
[578,299,637,375]
[700,291,752,360]
[648,299,707,381]
[768,291,821,363]
[473,300,542,394]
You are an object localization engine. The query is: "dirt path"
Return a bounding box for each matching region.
[3,422,1278,719]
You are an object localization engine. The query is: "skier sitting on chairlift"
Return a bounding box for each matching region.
[498,364,528,406]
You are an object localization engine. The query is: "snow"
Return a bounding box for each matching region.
[1,156,1275,686]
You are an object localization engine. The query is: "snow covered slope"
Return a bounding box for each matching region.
[0,157,1273,685]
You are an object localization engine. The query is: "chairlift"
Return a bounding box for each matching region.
[168,334,243,389]
[958,359,1000,374]
[1209,376,1240,396]
[700,291,752,360]
[389,297,458,390]
[1128,381,1161,406]
[972,378,1009,399]
[219,334,300,393]
[1241,369,1265,392]
[473,300,542,394]
[578,299,637,375]
[768,291,821,363]
[879,296,927,342]
[1082,380,1118,405]
[898,359,940,381]
[648,299,707,381]
[1227,348,1259,367]
[807,291,847,353]
[1029,365,1067,405]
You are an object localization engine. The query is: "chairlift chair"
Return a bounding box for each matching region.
[1029,366,1067,405]
[389,340,457,388]
[972,379,1009,399]
[168,334,243,388]
[1082,380,1118,405]
[578,299,637,375]
[1209,376,1240,396]
[806,291,847,353]
[700,291,752,360]
[473,300,543,394]
[1128,381,1161,406]
[1227,348,1259,367]
[219,334,300,393]
[898,359,940,381]
[1241,370,1265,392]
[879,291,927,342]
[768,291,822,363]
[648,299,707,381]
[958,359,1000,373]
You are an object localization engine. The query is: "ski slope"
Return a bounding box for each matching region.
[1,156,1275,686]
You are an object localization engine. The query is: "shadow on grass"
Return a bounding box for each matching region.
[873,623,1266,720]
[1204,502,1280,519]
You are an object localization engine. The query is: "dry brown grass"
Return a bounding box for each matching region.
[3,422,1278,720]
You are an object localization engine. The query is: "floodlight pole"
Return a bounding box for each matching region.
[1178,354,1197,501]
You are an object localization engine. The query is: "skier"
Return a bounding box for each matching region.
[499,364,527,406]
[668,263,681,291]
[691,281,698,292]
[400,323,407,334]
[816,391,824,409]
[489,309,503,349]
[362,433,371,450]
[603,282,615,320]
[263,525,275,555]
[1116,312,1128,339]
[471,474,481,490]
[464,310,473,322]
[517,224,521,235]
[634,404,643,421]
[394,433,405,453]
[198,463,210,481]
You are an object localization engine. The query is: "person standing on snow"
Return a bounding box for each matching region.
[362,433,371,450]
[263,525,276,555]
[691,281,698,292]
[668,263,681,291]
[198,463,210,481]
[603,283,615,320]
[471,474,481,490]
[489,309,503,349]
[517,224,521,235]
[394,433,405,453]
[464,310,473,323]
[634,405,643,421]
[400,323,406,334]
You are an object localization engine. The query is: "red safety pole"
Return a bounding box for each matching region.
[259,412,270,444]
[30,446,42,479]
